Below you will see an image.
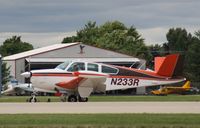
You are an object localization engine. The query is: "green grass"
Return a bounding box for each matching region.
[0,96,60,102]
[0,114,200,128]
[89,95,200,102]
[0,95,200,102]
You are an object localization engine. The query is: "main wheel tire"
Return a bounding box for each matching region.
[68,95,77,102]
[78,97,88,102]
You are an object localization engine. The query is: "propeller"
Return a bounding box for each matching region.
[22,57,32,78]
[21,56,32,89]
[21,57,37,97]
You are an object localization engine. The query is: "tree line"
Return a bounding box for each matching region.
[0,21,200,87]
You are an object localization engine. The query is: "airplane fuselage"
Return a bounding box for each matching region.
[30,68,185,93]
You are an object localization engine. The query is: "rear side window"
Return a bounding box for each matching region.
[87,63,98,72]
[102,65,118,74]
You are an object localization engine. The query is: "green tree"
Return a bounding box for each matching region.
[0,36,33,56]
[1,62,10,86]
[185,31,200,83]
[165,28,193,53]
[62,21,151,60]
[194,30,200,40]
[164,28,200,84]
[0,36,33,86]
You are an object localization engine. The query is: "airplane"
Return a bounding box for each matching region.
[1,77,57,101]
[21,54,186,102]
[151,81,198,95]
[1,77,34,96]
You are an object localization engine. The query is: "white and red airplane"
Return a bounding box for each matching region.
[21,54,186,102]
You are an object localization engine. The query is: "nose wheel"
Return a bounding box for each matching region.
[28,94,37,102]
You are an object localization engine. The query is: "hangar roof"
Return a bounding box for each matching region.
[3,43,78,60]
[25,57,140,63]
[3,42,138,61]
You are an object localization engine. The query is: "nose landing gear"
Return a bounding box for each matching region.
[28,93,37,102]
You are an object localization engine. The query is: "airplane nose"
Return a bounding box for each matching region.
[21,72,32,78]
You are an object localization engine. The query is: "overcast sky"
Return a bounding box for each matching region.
[0,0,200,47]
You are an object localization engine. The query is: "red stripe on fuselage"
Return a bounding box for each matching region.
[32,73,73,77]
[32,73,183,82]
[56,77,84,89]
[114,66,168,79]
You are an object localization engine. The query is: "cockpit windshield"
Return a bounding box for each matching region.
[56,61,71,70]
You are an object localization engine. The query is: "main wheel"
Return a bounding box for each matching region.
[68,95,77,102]
[78,96,88,102]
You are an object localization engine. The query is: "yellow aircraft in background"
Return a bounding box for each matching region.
[151,81,195,95]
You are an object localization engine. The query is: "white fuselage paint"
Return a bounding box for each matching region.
[30,69,185,93]
[105,77,185,91]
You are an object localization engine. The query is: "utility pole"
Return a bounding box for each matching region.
[0,54,2,96]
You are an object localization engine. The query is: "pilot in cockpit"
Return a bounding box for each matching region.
[73,64,79,71]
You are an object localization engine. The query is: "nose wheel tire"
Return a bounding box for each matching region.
[68,95,77,102]
[29,97,37,102]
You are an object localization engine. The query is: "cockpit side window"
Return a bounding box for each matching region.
[67,62,85,72]
[87,63,99,72]
[56,61,70,70]
[102,65,118,74]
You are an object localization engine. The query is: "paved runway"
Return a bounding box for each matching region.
[0,102,200,114]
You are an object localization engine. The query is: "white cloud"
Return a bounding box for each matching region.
[0,0,200,46]
[139,27,168,45]
[139,26,200,46]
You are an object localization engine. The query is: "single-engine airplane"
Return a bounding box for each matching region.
[1,77,56,101]
[1,78,34,95]
[151,81,198,95]
[21,54,186,102]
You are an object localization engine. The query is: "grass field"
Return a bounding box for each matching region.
[0,95,200,102]
[0,114,200,128]
[1,96,200,128]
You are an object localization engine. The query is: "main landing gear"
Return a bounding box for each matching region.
[65,95,88,102]
[27,93,88,102]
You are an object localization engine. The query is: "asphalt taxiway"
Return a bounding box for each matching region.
[0,102,200,114]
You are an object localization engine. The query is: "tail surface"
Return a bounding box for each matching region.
[182,81,191,88]
[154,54,184,77]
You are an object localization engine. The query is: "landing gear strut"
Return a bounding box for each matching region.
[60,94,67,102]
[29,93,37,102]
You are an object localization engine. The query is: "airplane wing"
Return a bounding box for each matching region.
[75,71,108,97]
[1,84,15,95]
[2,83,34,95]
[56,71,109,98]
